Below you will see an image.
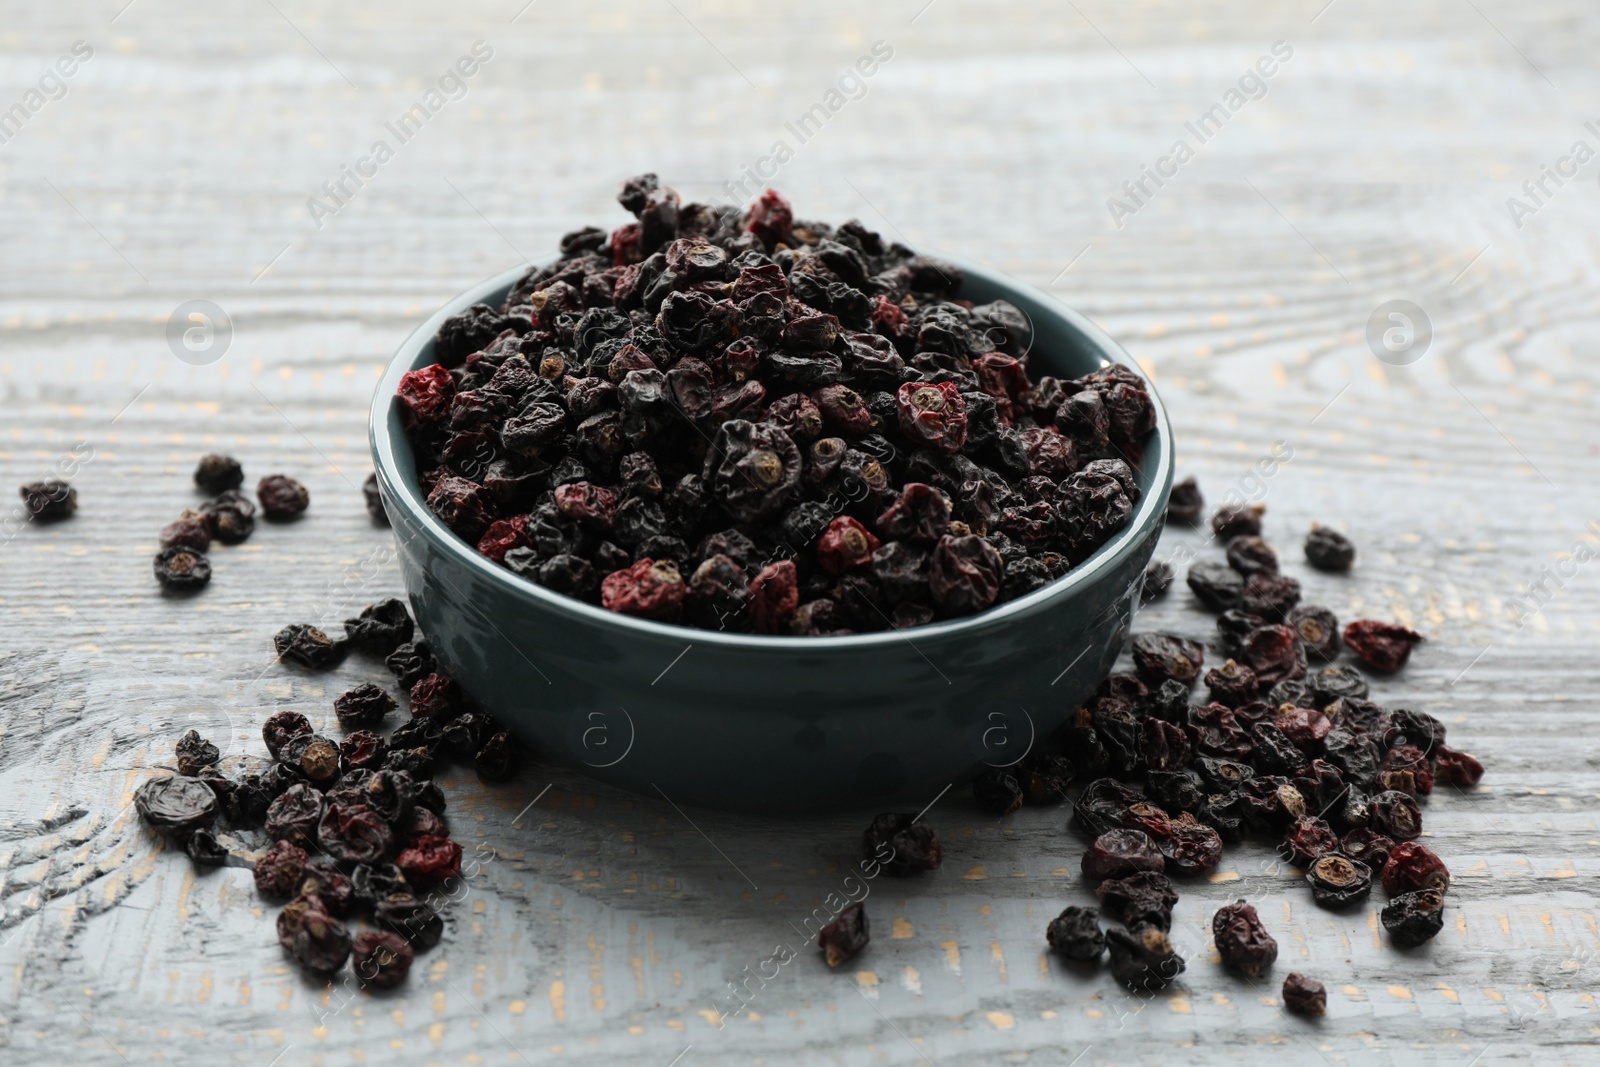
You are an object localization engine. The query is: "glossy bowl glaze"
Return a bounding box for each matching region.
[371,254,1173,813]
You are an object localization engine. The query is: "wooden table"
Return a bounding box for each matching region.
[2,2,1596,1063]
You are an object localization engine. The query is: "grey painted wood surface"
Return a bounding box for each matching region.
[2,1,1598,1064]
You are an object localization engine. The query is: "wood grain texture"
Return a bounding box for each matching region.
[2,1,1599,1064]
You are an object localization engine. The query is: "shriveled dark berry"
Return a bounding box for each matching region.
[174,729,220,776]
[134,775,218,837]
[1306,665,1368,708]
[352,930,415,988]
[375,892,444,950]
[1131,632,1204,687]
[344,598,415,656]
[1045,906,1105,961]
[255,839,310,898]
[1282,815,1339,865]
[334,683,396,730]
[815,902,872,970]
[475,730,519,780]
[1083,828,1165,881]
[1226,536,1277,577]
[1187,561,1244,611]
[194,454,244,494]
[1343,619,1424,672]
[201,489,256,544]
[1106,926,1185,991]
[1166,476,1203,524]
[386,640,436,689]
[1381,841,1450,895]
[1282,972,1327,1016]
[863,813,944,876]
[1305,525,1355,572]
[287,906,352,974]
[1287,605,1341,662]
[20,479,77,520]
[1213,899,1277,977]
[160,513,212,552]
[1019,754,1075,806]
[1240,573,1301,620]
[184,828,230,866]
[363,472,389,524]
[1433,745,1484,787]
[972,769,1025,815]
[1370,789,1422,842]
[1306,854,1372,908]
[257,474,310,520]
[274,623,346,670]
[1095,870,1178,931]
[1211,502,1264,539]
[1339,828,1395,869]
[1140,560,1173,603]
[351,863,410,909]
[262,710,312,758]
[1159,816,1223,876]
[300,857,357,916]
[1204,659,1258,708]
[1381,889,1445,948]
[154,546,212,591]
[318,803,396,865]
[1073,777,1143,838]
[409,673,463,720]
[265,783,324,846]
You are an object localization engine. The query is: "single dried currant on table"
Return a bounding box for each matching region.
[194,454,245,494]
[818,902,870,967]
[1282,972,1327,1015]
[1045,906,1106,962]
[154,546,212,591]
[1213,899,1278,977]
[20,479,77,520]
[257,474,310,520]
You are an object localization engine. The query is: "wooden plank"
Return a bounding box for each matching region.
[2,1,1598,1064]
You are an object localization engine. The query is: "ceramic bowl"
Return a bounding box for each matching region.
[370,253,1174,813]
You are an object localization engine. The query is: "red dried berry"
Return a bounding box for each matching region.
[397,364,456,427]
[553,481,618,530]
[1433,745,1484,787]
[1381,841,1451,895]
[601,558,687,619]
[1083,829,1165,881]
[877,483,952,544]
[352,930,415,989]
[929,534,1003,615]
[254,839,309,898]
[396,834,463,888]
[1282,815,1340,866]
[749,560,800,634]
[816,516,880,576]
[409,673,463,720]
[160,513,212,552]
[811,384,873,436]
[895,381,968,453]
[1343,619,1424,672]
[257,474,310,521]
[476,516,530,563]
[744,188,794,247]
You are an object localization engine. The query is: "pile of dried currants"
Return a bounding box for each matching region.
[397,175,1158,634]
[133,595,520,987]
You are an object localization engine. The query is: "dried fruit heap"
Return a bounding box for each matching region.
[133,598,522,988]
[397,175,1158,634]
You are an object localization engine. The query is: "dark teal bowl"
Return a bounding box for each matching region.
[370,255,1173,813]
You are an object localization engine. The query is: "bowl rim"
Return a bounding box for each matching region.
[370,251,1173,650]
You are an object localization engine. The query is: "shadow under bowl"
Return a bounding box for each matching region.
[370,252,1174,813]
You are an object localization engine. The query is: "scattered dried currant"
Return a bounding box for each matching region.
[862,813,944,876]
[160,513,212,552]
[972,769,1025,815]
[1096,871,1179,932]
[174,730,220,776]
[131,778,217,849]
[1106,926,1185,991]
[396,834,463,887]
[255,839,310,898]
[386,640,436,689]
[1287,605,1341,662]
[257,474,310,520]
[1083,829,1165,881]
[1240,573,1301,620]
[409,673,463,720]
[475,731,519,780]
[194,454,245,494]
[818,902,870,967]
[352,930,415,989]
[20,479,77,520]
[274,623,346,670]
[344,598,415,656]
[318,803,396,865]
[1304,525,1355,572]
[1343,620,1424,672]
[1046,906,1106,962]
[1381,889,1445,948]
[1226,535,1278,577]
[1204,659,1259,708]
[288,906,352,974]
[1187,561,1244,611]
[1306,854,1372,909]
[1140,560,1173,602]
[153,545,212,591]
[1370,789,1422,842]
[1213,899,1278,977]
[1381,841,1450,895]
[1282,972,1327,1016]
[1211,503,1264,539]
[1131,633,1205,687]
[265,783,324,846]
[202,489,256,544]
[335,683,396,731]
[1159,816,1223,876]
[363,472,389,524]
[375,892,445,950]
[1166,477,1204,524]
[1432,745,1484,787]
